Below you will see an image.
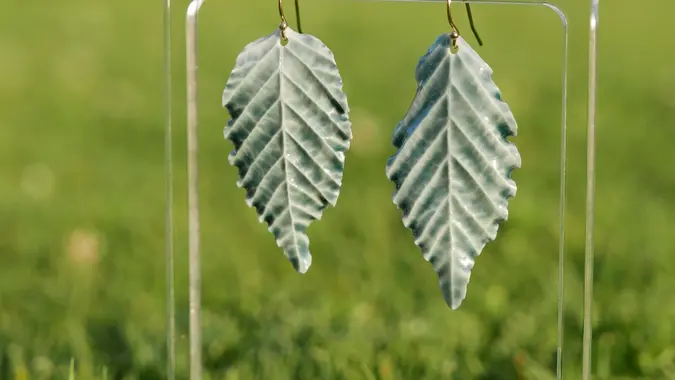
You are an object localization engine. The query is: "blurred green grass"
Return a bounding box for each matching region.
[1,0,675,378]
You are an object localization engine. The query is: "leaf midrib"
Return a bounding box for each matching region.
[445,47,457,308]
[278,44,301,265]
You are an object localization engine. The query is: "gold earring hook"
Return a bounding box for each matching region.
[278,0,303,42]
[279,0,288,40]
[446,0,460,45]
[446,0,484,49]
[294,0,303,34]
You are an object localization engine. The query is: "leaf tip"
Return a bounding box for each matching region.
[441,283,467,310]
[291,254,312,274]
[446,294,465,310]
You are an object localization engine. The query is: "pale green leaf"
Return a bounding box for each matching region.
[223,27,352,273]
[386,35,521,309]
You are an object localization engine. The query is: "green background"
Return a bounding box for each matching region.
[1,0,674,378]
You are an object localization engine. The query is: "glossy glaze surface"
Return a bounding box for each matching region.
[386,34,521,309]
[223,27,352,273]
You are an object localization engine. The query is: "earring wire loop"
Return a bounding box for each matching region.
[446,0,484,47]
[295,0,303,33]
[279,0,288,39]
[279,0,303,40]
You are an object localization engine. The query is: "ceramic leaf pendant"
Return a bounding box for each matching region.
[223,27,352,273]
[386,34,521,309]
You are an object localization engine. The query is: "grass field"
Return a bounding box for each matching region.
[1,0,675,378]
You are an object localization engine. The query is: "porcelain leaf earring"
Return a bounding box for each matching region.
[386,1,522,309]
[222,1,352,273]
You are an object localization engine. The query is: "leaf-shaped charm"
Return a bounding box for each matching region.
[386,34,522,309]
[222,27,351,274]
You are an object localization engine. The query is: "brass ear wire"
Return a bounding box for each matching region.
[446,0,460,47]
[446,0,484,49]
[465,3,483,46]
[295,0,303,34]
[279,0,303,41]
[279,0,289,40]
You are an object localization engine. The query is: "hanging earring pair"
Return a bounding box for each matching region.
[222,0,521,310]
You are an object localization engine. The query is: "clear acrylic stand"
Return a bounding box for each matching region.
[583,1,599,379]
[164,0,598,378]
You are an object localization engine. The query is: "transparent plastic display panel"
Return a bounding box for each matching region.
[167,0,585,378]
